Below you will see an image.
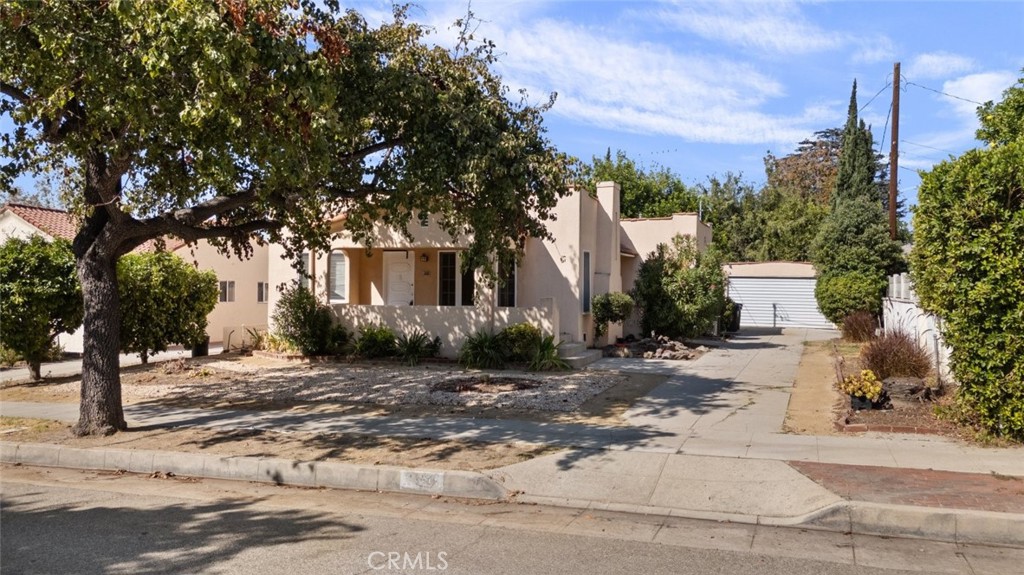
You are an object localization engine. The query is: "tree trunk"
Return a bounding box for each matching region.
[28,361,41,382]
[73,247,126,436]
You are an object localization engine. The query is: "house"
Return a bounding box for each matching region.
[267,182,712,357]
[169,239,269,348]
[723,261,834,329]
[0,202,268,351]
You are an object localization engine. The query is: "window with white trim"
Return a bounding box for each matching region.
[257,282,269,303]
[298,252,310,290]
[439,251,475,306]
[328,250,347,302]
[219,280,235,303]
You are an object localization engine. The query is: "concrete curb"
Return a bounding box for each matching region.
[0,441,508,501]
[507,494,1024,548]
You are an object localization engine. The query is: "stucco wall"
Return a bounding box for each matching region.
[0,211,51,242]
[174,240,269,346]
[723,261,817,278]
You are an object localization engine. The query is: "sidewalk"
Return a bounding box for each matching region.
[0,345,225,383]
[2,329,1022,545]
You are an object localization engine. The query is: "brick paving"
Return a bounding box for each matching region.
[789,461,1024,514]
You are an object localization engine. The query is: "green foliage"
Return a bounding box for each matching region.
[911,73,1024,440]
[270,284,335,356]
[584,149,697,218]
[592,292,635,339]
[395,330,440,366]
[632,235,726,339]
[814,271,887,325]
[860,331,931,381]
[117,251,218,362]
[743,186,830,262]
[0,343,20,367]
[354,324,397,359]
[458,330,506,370]
[500,323,542,363]
[529,335,570,372]
[1,1,575,432]
[811,197,904,277]
[695,173,759,262]
[0,236,82,379]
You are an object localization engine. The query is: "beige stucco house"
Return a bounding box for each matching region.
[267,182,711,356]
[169,239,270,348]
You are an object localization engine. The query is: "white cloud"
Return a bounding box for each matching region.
[656,0,841,55]
[906,52,976,80]
[850,35,896,65]
[941,71,1017,119]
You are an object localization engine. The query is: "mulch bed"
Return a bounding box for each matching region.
[431,377,542,394]
[835,398,959,436]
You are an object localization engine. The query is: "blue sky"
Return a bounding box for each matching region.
[353,0,1023,210]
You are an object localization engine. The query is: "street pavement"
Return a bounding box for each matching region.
[2,329,1022,546]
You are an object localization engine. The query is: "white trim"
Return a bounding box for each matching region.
[327,249,349,304]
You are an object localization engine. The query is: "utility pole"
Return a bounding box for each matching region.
[889,62,900,240]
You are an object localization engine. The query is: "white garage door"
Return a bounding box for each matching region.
[728,277,834,329]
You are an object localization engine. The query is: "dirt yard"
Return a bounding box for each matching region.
[0,354,666,471]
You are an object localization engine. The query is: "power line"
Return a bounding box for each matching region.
[877,99,893,157]
[901,139,956,155]
[860,80,892,113]
[904,80,985,106]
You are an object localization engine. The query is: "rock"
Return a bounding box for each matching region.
[643,351,654,359]
[883,376,930,401]
[696,346,709,352]
[602,345,631,358]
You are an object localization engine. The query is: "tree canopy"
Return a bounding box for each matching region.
[1,0,574,434]
[584,149,698,218]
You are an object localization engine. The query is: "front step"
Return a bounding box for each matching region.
[558,342,603,369]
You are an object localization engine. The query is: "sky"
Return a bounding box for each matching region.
[5,1,1021,215]
[350,0,1023,211]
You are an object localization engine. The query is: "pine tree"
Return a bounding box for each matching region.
[834,81,879,206]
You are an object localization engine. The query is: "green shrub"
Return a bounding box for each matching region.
[911,75,1024,440]
[0,344,21,368]
[500,323,542,363]
[840,310,877,342]
[327,324,351,356]
[631,235,725,339]
[396,330,440,366]
[860,330,931,381]
[814,271,886,325]
[458,330,506,369]
[354,324,397,359]
[592,292,635,339]
[529,335,570,371]
[271,284,335,356]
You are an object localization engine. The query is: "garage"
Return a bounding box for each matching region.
[724,262,834,329]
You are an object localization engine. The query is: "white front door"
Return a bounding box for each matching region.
[384,251,414,306]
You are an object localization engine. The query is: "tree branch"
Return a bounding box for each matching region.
[0,81,30,104]
[337,138,402,162]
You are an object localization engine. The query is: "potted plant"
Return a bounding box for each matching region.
[839,369,890,410]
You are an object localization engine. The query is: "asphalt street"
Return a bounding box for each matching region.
[1,465,1019,575]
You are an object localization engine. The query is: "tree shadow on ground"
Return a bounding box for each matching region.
[0,491,363,574]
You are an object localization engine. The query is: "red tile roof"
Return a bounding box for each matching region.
[2,202,79,241]
[1,202,158,253]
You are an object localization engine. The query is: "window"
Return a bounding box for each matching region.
[257,282,269,303]
[439,252,475,306]
[219,280,235,303]
[328,250,347,302]
[298,252,310,290]
[582,251,591,313]
[497,261,516,308]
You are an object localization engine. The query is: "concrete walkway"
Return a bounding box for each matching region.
[3,329,1023,545]
[0,345,224,383]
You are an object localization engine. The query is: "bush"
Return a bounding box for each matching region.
[631,235,725,339]
[840,310,876,342]
[458,330,506,369]
[500,323,541,363]
[814,271,886,325]
[529,335,570,371]
[354,324,397,359]
[911,76,1024,440]
[0,344,20,367]
[0,236,83,380]
[860,330,931,381]
[271,284,335,356]
[395,330,441,366]
[592,292,635,339]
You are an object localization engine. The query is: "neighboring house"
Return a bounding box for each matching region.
[0,202,267,351]
[169,239,269,348]
[723,261,833,329]
[267,182,712,356]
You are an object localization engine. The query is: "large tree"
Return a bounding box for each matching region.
[1,1,573,435]
[764,127,841,207]
[585,149,697,218]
